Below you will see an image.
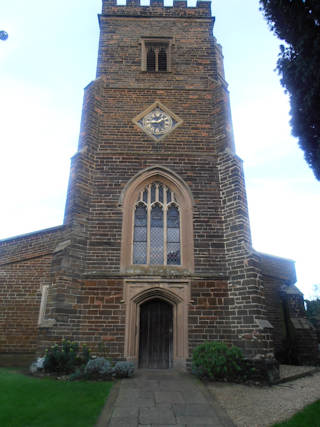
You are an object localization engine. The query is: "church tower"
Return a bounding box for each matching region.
[53,0,274,369]
[2,0,316,373]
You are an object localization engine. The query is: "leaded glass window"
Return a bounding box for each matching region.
[150,205,164,264]
[132,182,181,265]
[167,206,180,265]
[133,203,147,264]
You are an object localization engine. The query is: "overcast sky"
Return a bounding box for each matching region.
[1,0,319,298]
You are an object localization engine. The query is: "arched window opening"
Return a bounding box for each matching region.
[150,204,164,264]
[133,203,147,265]
[147,47,156,71]
[158,48,167,71]
[132,182,181,265]
[167,206,180,265]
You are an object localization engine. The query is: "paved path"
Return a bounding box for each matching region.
[97,369,235,427]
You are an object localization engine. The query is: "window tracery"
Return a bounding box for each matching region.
[133,182,180,265]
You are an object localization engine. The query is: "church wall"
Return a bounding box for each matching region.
[263,275,288,356]
[0,226,66,354]
[61,1,235,277]
[38,277,126,359]
[189,279,233,352]
[98,2,215,86]
[217,150,275,358]
[40,277,235,365]
[85,151,226,273]
[0,225,65,265]
[260,253,297,358]
[75,83,231,273]
[0,255,53,354]
[79,278,126,358]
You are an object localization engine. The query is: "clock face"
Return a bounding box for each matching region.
[133,101,183,142]
[142,108,173,136]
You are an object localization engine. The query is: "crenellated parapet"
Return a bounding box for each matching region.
[102,0,212,19]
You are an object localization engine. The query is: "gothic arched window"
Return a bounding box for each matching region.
[133,182,181,265]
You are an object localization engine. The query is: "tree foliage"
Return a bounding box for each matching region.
[305,285,320,328]
[305,298,320,328]
[259,0,320,180]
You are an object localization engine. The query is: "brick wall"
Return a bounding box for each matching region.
[263,275,287,355]
[189,279,233,353]
[38,277,126,359]
[0,226,66,354]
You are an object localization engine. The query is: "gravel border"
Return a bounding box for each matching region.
[207,367,320,427]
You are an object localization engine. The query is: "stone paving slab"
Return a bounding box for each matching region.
[115,397,155,408]
[180,390,208,403]
[117,389,152,400]
[138,425,185,427]
[140,407,177,424]
[158,383,197,392]
[112,407,139,418]
[154,391,185,403]
[97,368,236,427]
[176,416,221,425]
[173,403,218,416]
[109,417,138,427]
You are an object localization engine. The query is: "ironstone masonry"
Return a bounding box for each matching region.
[0,0,317,372]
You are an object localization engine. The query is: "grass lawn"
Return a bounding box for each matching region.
[273,399,320,426]
[0,368,113,427]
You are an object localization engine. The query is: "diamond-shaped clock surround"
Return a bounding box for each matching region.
[132,100,183,142]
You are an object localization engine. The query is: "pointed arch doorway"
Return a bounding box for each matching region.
[139,298,173,368]
[124,280,190,370]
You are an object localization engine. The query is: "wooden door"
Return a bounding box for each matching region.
[139,299,173,369]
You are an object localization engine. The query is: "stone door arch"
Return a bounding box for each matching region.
[124,280,190,369]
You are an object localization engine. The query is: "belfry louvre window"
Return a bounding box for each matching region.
[141,38,172,72]
[133,182,180,265]
[146,45,167,72]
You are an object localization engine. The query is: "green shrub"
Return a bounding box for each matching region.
[43,340,91,374]
[192,341,243,380]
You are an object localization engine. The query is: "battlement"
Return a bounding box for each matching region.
[102,0,212,19]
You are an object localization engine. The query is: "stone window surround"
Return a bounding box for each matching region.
[120,166,194,273]
[38,284,49,326]
[140,37,174,72]
[123,278,190,369]
[38,284,56,328]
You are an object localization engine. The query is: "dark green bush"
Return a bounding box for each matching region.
[192,341,243,380]
[43,340,90,374]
